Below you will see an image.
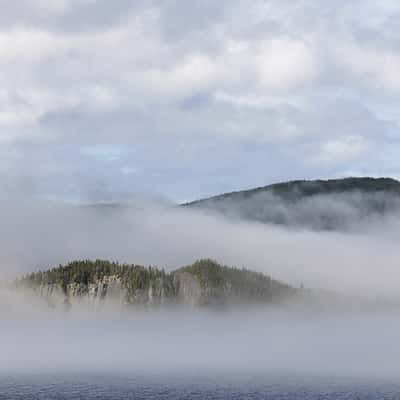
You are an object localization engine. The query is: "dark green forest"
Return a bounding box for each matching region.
[17,258,295,305]
[177,259,293,300]
[17,259,176,299]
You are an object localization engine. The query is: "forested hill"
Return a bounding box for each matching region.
[182,177,400,230]
[16,259,296,308]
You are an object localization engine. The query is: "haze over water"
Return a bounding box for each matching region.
[2,0,400,397]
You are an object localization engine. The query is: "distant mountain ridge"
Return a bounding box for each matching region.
[184,177,400,204]
[183,177,400,230]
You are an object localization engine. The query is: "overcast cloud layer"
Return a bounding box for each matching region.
[1,0,400,202]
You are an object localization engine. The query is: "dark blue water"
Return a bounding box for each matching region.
[1,373,400,399]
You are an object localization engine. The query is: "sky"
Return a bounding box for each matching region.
[1,0,400,203]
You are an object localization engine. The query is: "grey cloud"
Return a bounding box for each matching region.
[0,0,399,201]
[0,0,150,32]
[158,0,230,40]
[0,92,395,203]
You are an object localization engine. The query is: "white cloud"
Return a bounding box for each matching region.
[0,0,398,198]
[334,39,400,92]
[315,135,369,164]
[255,37,318,91]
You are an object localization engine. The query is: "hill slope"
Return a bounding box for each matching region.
[183,177,400,230]
[17,259,296,309]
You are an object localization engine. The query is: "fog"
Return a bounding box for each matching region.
[188,190,400,232]
[1,200,400,296]
[2,306,400,380]
[1,199,400,378]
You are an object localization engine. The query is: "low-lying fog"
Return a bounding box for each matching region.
[2,305,400,379]
[0,200,399,296]
[1,199,400,378]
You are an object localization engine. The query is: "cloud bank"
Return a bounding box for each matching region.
[0,201,399,298]
[0,199,399,378]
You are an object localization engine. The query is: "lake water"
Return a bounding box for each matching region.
[1,373,400,399]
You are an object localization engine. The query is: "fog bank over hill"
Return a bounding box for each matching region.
[0,190,400,298]
[184,177,400,231]
[1,178,400,377]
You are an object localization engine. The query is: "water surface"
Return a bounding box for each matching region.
[1,372,400,399]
